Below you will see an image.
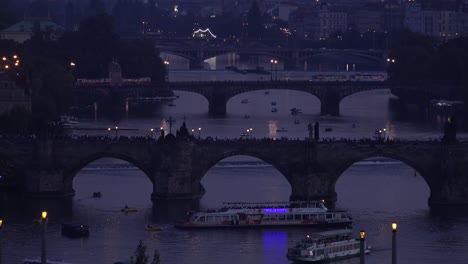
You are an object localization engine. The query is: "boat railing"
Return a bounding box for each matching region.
[221,201,325,209]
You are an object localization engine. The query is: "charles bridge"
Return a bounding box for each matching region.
[1,131,468,209]
[73,80,458,117]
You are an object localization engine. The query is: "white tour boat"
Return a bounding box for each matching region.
[23,258,73,264]
[286,229,371,263]
[175,201,352,229]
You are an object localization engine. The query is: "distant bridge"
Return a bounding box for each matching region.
[73,80,461,117]
[155,39,387,69]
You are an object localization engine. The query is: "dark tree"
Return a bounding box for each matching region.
[134,240,149,264]
[247,0,263,39]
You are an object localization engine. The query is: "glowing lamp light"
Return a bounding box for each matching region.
[160,127,164,130]
[1,57,6,61]
[41,211,48,220]
[0,219,3,228]
[70,62,76,67]
[4,65,9,69]
[115,126,119,130]
[150,128,154,132]
[392,222,397,231]
[198,127,202,131]
[306,234,310,238]
[13,55,18,59]
[360,230,365,239]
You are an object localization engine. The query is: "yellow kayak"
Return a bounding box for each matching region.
[121,207,137,213]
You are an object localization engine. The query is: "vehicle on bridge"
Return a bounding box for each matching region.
[174,201,352,229]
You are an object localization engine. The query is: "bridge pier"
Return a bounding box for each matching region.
[208,92,228,117]
[289,171,337,203]
[320,92,340,116]
[427,150,468,208]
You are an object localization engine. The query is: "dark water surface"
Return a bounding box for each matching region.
[2,72,468,264]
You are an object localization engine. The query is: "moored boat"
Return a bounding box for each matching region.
[175,201,352,229]
[121,206,137,213]
[145,224,162,231]
[23,258,73,264]
[286,229,370,263]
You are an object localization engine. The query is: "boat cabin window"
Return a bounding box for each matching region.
[294,214,302,220]
[326,214,332,219]
[287,215,294,220]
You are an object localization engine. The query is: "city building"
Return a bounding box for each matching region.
[404,2,467,41]
[289,3,347,40]
[0,72,31,114]
[0,17,63,43]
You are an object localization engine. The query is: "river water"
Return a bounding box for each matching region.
[1,70,468,264]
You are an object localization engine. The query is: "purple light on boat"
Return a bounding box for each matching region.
[263,208,288,213]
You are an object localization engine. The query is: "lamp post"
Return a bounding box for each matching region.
[198,127,202,139]
[392,222,397,264]
[164,60,170,83]
[274,60,278,81]
[115,126,119,137]
[0,219,3,264]
[191,128,195,136]
[270,59,274,81]
[41,211,48,264]
[150,128,154,138]
[360,230,365,264]
[249,128,253,139]
[107,127,111,137]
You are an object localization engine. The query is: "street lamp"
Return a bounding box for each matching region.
[191,128,195,135]
[249,128,253,139]
[360,230,365,264]
[107,127,111,137]
[164,60,170,83]
[41,211,48,264]
[270,59,274,81]
[198,127,202,139]
[270,59,278,81]
[150,128,154,138]
[392,222,397,264]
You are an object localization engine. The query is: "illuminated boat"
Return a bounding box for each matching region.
[174,201,352,229]
[286,229,371,263]
[23,258,72,264]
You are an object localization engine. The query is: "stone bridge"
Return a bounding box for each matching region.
[72,80,462,117]
[170,81,391,116]
[1,136,468,208]
[157,40,386,69]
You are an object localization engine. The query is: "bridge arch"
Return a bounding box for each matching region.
[199,153,292,204]
[64,152,153,193]
[226,89,321,116]
[331,152,431,207]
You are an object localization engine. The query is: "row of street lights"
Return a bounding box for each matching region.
[106,126,204,139]
[360,222,398,264]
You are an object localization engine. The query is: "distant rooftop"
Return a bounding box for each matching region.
[1,18,63,33]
